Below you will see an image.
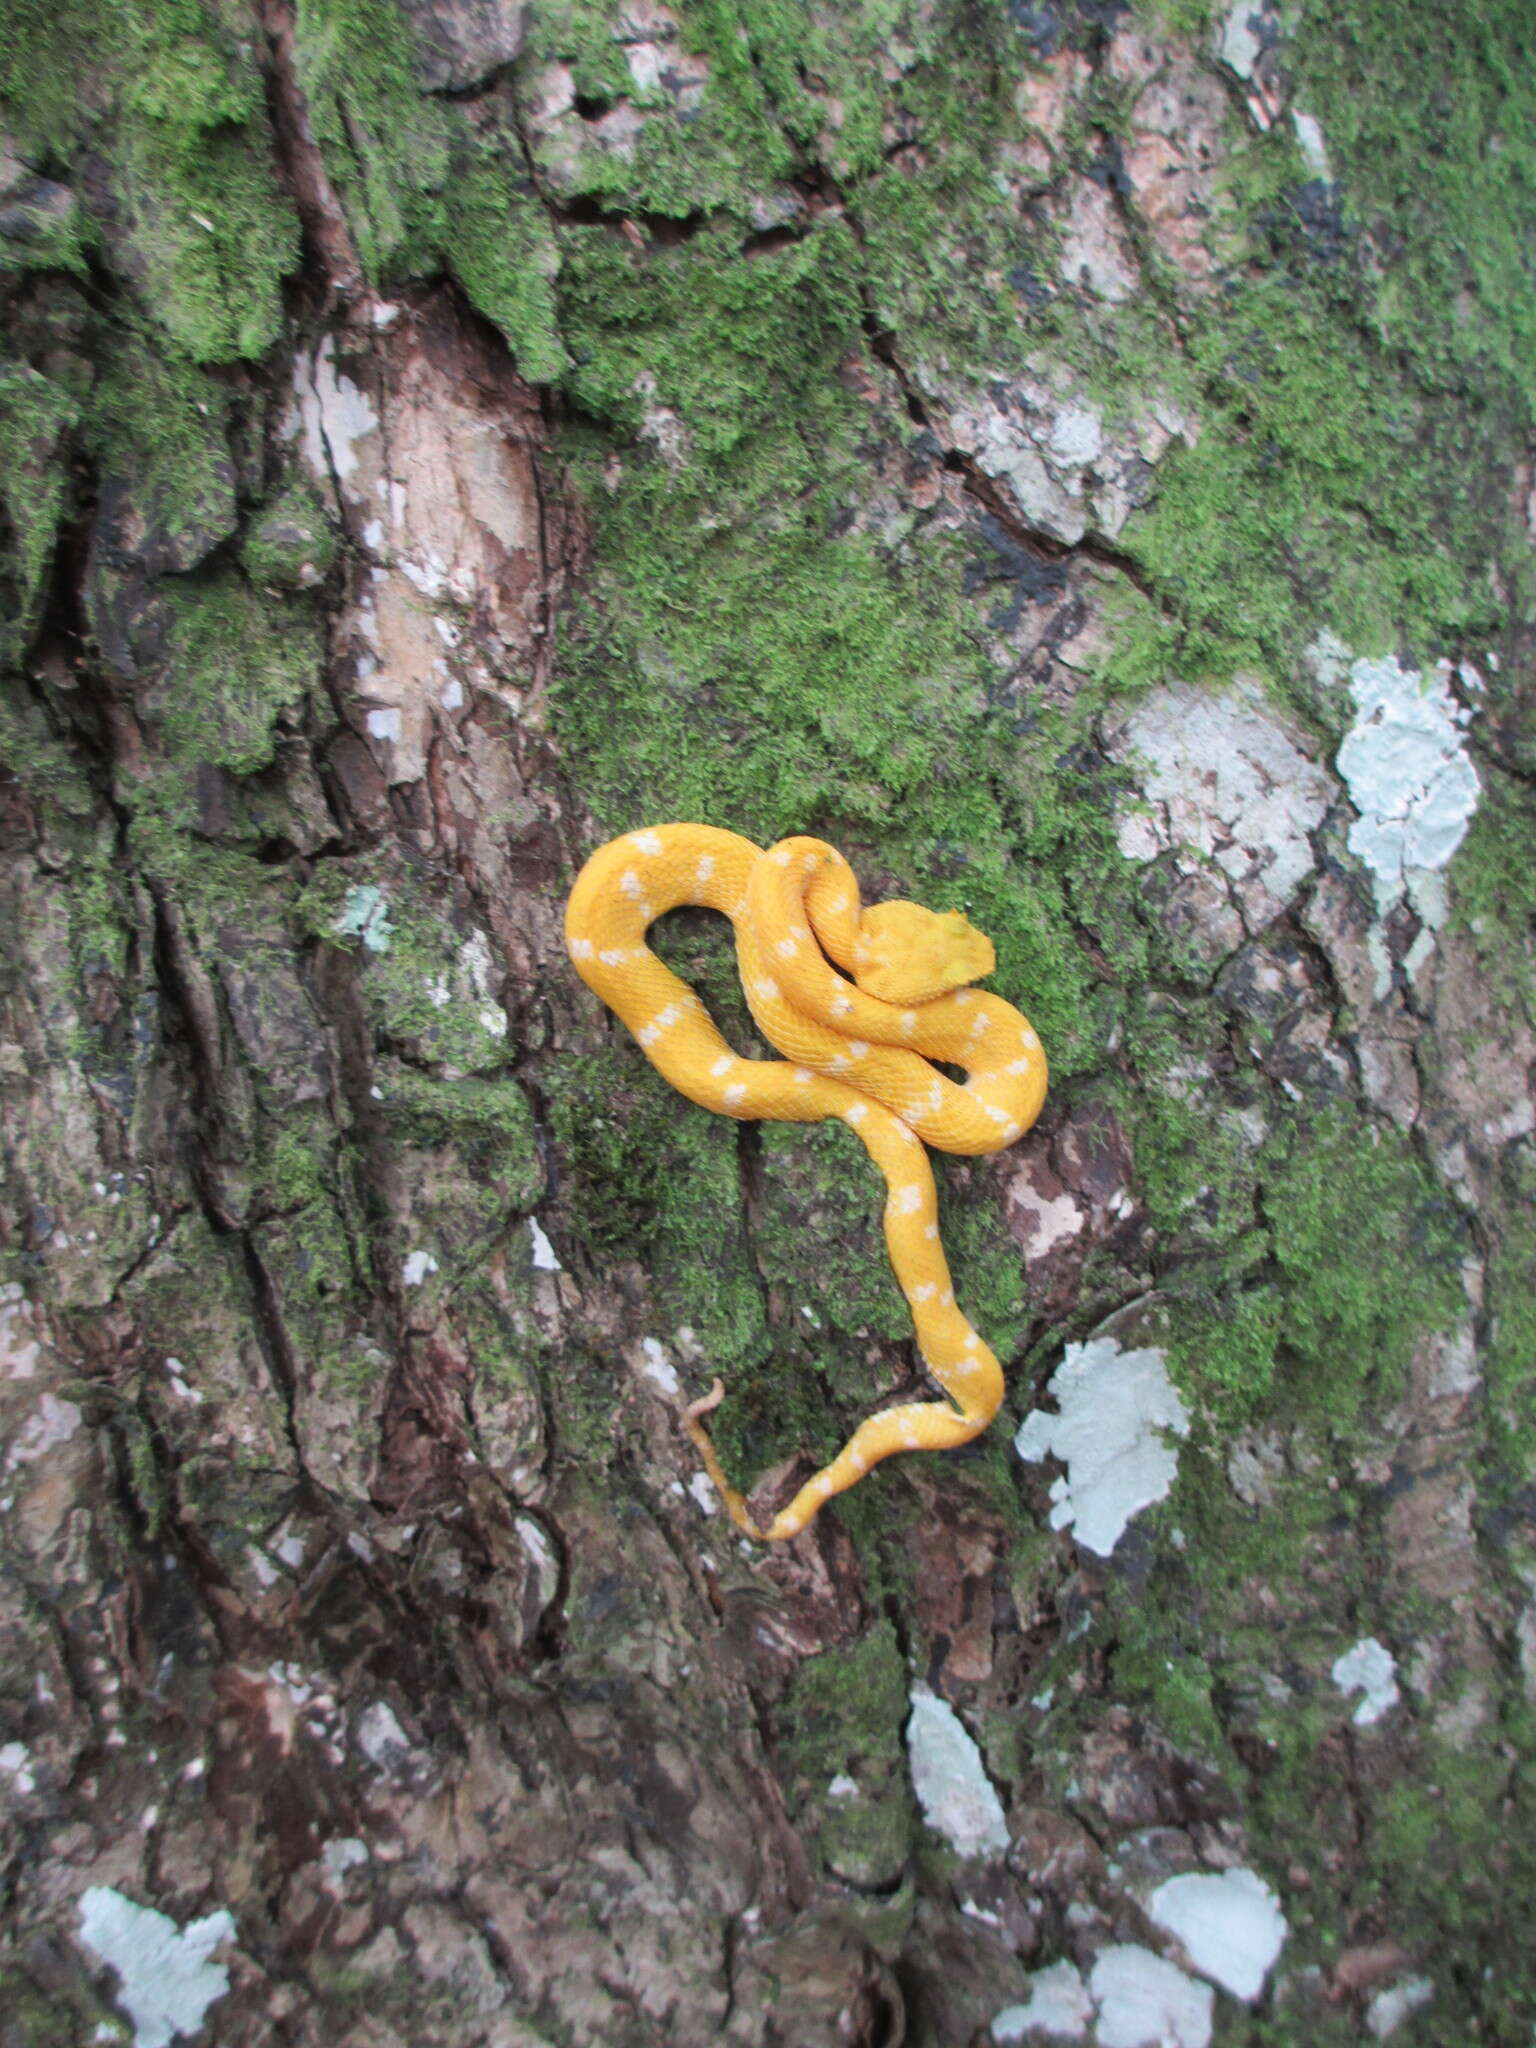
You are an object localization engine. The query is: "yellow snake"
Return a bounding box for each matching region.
[564,826,1048,1541]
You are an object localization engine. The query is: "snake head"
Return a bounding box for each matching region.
[852,901,997,1004]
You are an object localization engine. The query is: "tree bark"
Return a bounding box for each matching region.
[2,2,1534,2044]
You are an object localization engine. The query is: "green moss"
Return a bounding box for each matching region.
[251,1111,374,1376]
[84,333,239,573]
[241,481,339,593]
[158,573,320,776]
[1294,0,1536,413]
[775,1619,913,1885]
[1121,1007,1259,1252]
[1363,1728,1536,2038]
[0,364,76,662]
[442,151,569,383]
[292,0,451,279]
[1168,1285,1281,1426]
[546,1043,767,1374]
[1486,1146,1536,1487]
[756,1120,912,1352]
[1116,282,1505,683]
[1,0,298,361]
[302,867,521,1076]
[377,1064,545,1255]
[560,220,863,464]
[1449,767,1536,1027]
[517,0,793,217]
[1260,1105,1465,1424]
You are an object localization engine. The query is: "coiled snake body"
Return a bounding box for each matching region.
[565,825,1047,1541]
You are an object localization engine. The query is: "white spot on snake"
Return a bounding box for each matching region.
[940,1289,954,1307]
[964,1332,979,1349]
[695,855,715,882]
[828,895,849,913]
[598,948,628,966]
[724,1083,747,1105]
[775,937,798,959]
[900,1011,917,1034]
[794,1068,813,1084]
[620,870,643,897]
[899,1419,922,1449]
[1005,1058,1034,1076]
[924,1223,939,1240]
[892,1185,924,1215]
[844,1103,869,1125]
[1021,1027,1040,1049]
[639,1004,683,1044]
[849,1040,869,1058]
[630,830,663,856]
[732,896,749,916]
[755,977,780,1001]
[847,1449,869,1475]
[971,1012,991,1036]
[984,1104,1010,1125]
[771,846,793,865]
[832,994,854,1016]
[929,1082,944,1109]
[711,1056,734,1078]
[569,937,594,960]
[828,1055,850,1073]
[910,1283,936,1304]
[815,1473,834,1495]
[954,990,974,1004]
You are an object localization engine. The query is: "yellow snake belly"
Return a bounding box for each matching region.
[563,824,1047,1541]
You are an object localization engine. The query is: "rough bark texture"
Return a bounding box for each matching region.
[2,2,1534,2044]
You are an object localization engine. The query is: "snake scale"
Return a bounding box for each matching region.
[564,825,1048,1541]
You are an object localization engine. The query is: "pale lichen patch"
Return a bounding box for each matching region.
[1109,679,1335,933]
[905,1683,1009,1860]
[1336,654,1481,915]
[1332,1636,1401,1726]
[1015,1337,1190,1558]
[76,1887,236,2048]
[1146,1868,1288,2002]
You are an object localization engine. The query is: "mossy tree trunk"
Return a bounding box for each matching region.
[2,2,1535,2044]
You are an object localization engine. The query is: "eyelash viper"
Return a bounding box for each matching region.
[564,825,1048,1542]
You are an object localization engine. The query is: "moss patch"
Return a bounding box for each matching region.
[774,1619,913,1886]
[1,0,298,361]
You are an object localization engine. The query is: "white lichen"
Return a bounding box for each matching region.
[905,1684,1010,1860]
[1015,1338,1190,1557]
[1094,1946,1213,2048]
[1146,1868,1288,2002]
[638,1337,680,1396]
[291,334,378,490]
[5,1389,83,1470]
[992,1957,1095,2041]
[76,1887,235,2048]
[401,1250,439,1288]
[1367,1975,1435,2039]
[334,884,394,955]
[1336,655,1480,913]
[1332,1636,1401,1726]
[1110,680,1335,931]
[528,1218,561,1272]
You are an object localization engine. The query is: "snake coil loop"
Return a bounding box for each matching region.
[565,825,1047,1541]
